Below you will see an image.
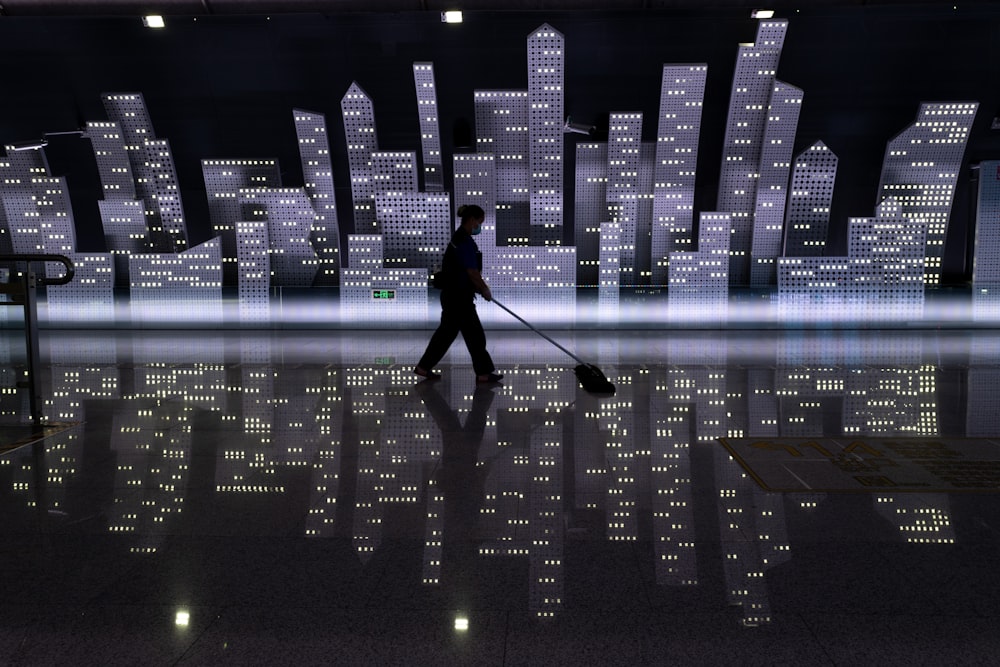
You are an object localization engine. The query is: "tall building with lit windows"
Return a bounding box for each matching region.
[128,237,223,324]
[651,64,707,286]
[371,151,419,193]
[607,113,643,286]
[777,198,927,322]
[293,109,341,286]
[599,221,621,312]
[784,141,837,258]
[4,177,76,255]
[668,212,731,319]
[341,82,380,233]
[201,158,282,285]
[239,188,320,287]
[527,24,564,245]
[475,90,530,246]
[749,81,803,287]
[102,93,189,253]
[413,63,444,192]
[453,152,497,267]
[236,219,270,323]
[574,142,608,286]
[374,191,451,271]
[716,20,789,285]
[876,102,978,285]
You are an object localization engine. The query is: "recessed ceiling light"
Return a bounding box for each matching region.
[751,9,775,19]
[441,10,463,24]
[143,15,165,29]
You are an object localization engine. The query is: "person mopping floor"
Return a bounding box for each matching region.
[414,204,504,384]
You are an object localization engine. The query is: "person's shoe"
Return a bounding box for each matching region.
[414,366,442,381]
[476,372,504,384]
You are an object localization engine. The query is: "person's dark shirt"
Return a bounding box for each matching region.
[442,227,480,297]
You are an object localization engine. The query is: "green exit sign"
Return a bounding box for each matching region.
[372,289,396,300]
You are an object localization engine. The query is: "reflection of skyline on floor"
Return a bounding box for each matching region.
[2,329,999,660]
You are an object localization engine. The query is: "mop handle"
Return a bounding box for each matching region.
[491,297,586,366]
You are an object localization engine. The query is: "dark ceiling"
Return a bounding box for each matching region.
[0,0,958,15]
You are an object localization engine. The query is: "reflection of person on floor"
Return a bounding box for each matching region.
[414,381,495,583]
[415,204,503,385]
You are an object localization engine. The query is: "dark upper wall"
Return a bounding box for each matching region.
[2,4,999,282]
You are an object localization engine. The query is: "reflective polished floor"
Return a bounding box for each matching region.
[3,327,1000,665]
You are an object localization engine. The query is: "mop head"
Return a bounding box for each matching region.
[574,363,616,395]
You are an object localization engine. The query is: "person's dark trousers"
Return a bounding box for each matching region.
[418,294,495,376]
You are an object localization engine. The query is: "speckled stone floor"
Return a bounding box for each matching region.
[2,328,1000,665]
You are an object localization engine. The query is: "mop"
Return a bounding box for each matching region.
[491,298,616,395]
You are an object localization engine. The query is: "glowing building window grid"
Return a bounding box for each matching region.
[239,188,320,287]
[778,200,926,321]
[651,64,707,286]
[749,82,804,287]
[599,221,621,309]
[341,82,381,232]
[98,199,149,286]
[668,213,731,309]
[292,109,342,283]
[202,159,282,285]
[877,102,978,286]
[3,178,77,255]
[44,252,115,322]
[236,220,270,323]
[527,24,565,231]
[413,63,445,192]
[783,141,838,258]
[574,142,608,286]
[474,90,530,204]
[375,191,451,271]
[86,121,137,200]
[453,153,497,268]
[717,20,788,285]
[103,94,188,253]
[607,113,644,286]
[371,151,419,194]
[129,238,223,324]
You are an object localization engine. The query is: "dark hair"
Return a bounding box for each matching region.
[457,204,485,223]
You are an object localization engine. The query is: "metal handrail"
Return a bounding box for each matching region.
[0,253,76,425]
[0,253,75,286]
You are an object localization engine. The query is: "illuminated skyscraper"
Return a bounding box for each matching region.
[783,141,838,258]
[453,153,497,267]
[236,219,270,323]
[527,24,565,245]
[608,113,643,286]
[87,121,136,200]
[128,237,223,324]
[668,212,731,320]
[599,221,621,314]
[716,20,789,284]
[340,235,428,323]
[778,199,926,322]
[293,109,341,286]
[44,253,115,322]
[201,158,282,285]
[239,188,320,287]
[374,191,450,271]
[749,81,803,287]
[475,90,530,245]
[371,151,419,193]
[4,177,76,255]
[102,93,189,252]
[651,64,707,286]
[574,142,608,286]
[341,82,380,232]
[413,63,444,192]
[876,102,978,285]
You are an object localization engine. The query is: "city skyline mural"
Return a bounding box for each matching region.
[0,9,997,327]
